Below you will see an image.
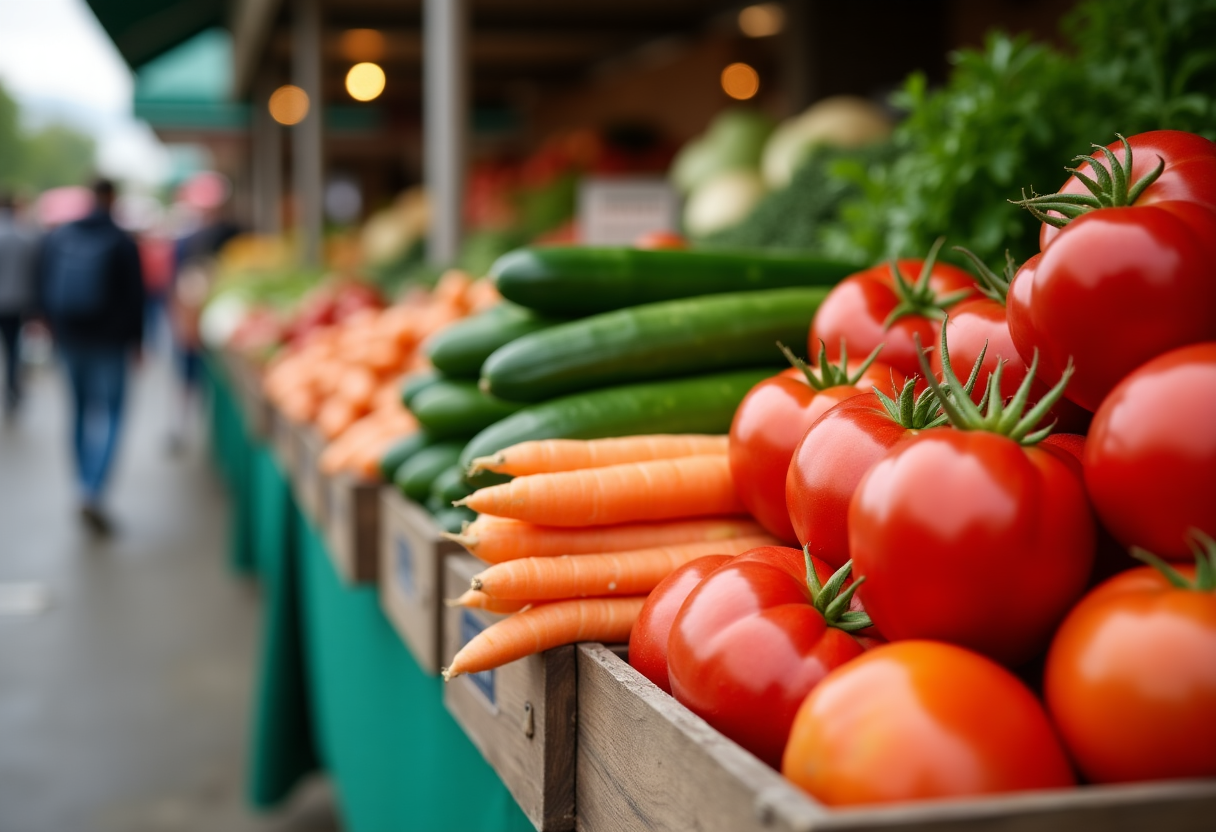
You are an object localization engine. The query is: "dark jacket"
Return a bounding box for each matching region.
[39,209,145,348]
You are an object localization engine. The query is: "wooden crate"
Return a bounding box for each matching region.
[575,644,1216,832]
[294,425,328,529]
[323,474,381,584]
[270,408,299,481]
[443,553,577,831]
[378,490,463,673]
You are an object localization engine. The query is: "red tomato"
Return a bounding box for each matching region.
[1011,131,1216,410]
[628,555,730,694]
[667,546,873,768]
[633,230,687,250]
[729,355,897,543]
[785,379,938,569]
[809,253,978,378]
[1083,342,1216,559]
[1044,556,1216,783]
[849,429,1095,667]
[783,641,1076,806]
[931,296,1091,433]
[1038,130,1216,250]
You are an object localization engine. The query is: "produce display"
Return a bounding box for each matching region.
[217,2,1216,820]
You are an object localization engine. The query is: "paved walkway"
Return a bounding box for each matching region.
[0,348,338,832]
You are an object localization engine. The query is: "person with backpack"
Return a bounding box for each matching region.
[39,178,145,534]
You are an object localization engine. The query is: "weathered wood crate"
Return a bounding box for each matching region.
[322,474,381,584]
[230,351,271,440]
[293,425,328,529]
[443,553,577,831]
[575,643,1216,832]
[378,490,463,672]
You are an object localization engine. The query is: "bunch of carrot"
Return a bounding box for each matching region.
[263,271,499,479]
[441,435,776,681]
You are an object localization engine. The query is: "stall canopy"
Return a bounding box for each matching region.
[133,28,250,134]
[85,0,227,70]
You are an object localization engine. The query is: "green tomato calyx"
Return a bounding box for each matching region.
[873,343,989,430]
[1014,134,1165,229]
[883,237,974,329]
[779,339,884,392]
[1132,530,1216,592]
[953,246,1015,306]
[803,546,872,632]
[916,318,1072,445]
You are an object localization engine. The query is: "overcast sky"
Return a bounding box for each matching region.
[0,0,171,187]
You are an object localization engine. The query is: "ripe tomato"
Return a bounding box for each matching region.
[782,640,1076,806]
[628,555,730,694]
[849,429,1095,667]
[785,386,933,569]
[729,351,897,543]
[667,546,873,768]
[1083,342,1216,559]
[930,251,1091,433]
[1044,552,1216,784]
[1011,131,1216,410]
[809,246,978,378]
[633,229,688,250]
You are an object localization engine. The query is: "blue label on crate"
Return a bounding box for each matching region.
[395,534,416,599]
[461,609,496,705]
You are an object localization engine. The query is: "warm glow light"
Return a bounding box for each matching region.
[345,62,386,102]
[738,3,786,38]
[269,84,310,125]
[721,63,760,100]
[340,28,385,62]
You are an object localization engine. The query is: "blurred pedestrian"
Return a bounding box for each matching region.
[39,178,145,534]
[0,191,40,418]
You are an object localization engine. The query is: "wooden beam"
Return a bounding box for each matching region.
[293,0,325,267]
[232,0,284,97]
[424,0,467,266]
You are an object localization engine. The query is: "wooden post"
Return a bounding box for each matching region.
[252,73,282,235]
[424,0,467,266]
[293,0,324,266]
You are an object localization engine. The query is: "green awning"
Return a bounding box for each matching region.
[85,0,225,70]
[134,28,250,131]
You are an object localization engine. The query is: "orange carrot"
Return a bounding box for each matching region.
[469,536,774,600]
[445,515,767,564]
[456,455,744,527]
[442,597,646,680]
[468,434,729,476]
[446,589,534,615]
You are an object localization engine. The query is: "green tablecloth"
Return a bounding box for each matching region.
[209,362,532,830]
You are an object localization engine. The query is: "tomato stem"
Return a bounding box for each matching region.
[778,339,884,392]
[915,319,1072,444]
[1013,135,1166,228]
[881,237,972,329]
[953,246,1014,306]
[872,344,988,430]
[1131,530,1216,591]
[803,546,873,632]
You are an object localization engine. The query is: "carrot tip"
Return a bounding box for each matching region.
[467,454,501,475]
[470,577,484,591]
[441,666,458,682]
[452,497,470,508]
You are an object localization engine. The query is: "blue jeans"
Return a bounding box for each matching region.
[60,344,129,504]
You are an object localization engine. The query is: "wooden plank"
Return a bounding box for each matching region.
[294,424,328,529]
[323,474,381,584]
[378,490,463,672]
[270,408,299,481]
[575,644,1216,832]
[231,352,271,440]
[443,553,577,831]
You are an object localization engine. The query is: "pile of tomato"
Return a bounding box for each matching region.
[628,130,1216,806]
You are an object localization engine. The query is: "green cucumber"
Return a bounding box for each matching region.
[432,505,478,534]
[490,246,860,315]
[394,442,465,502]
[459,368,772,473]
[377,431,433,481]
[400,368,444,409]
[481,288,823,402]
[423,303,566,379]
[429,464,474,507]
[409,380,525,439]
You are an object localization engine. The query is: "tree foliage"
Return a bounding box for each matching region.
[0,80,96,195]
